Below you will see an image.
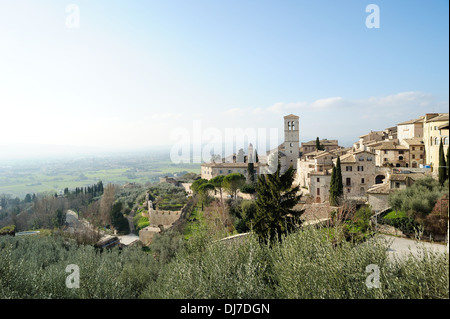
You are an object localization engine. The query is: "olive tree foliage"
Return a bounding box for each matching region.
[0,225,448,299]
[388,177,448,216]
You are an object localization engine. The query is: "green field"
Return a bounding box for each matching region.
[0,158,200,198]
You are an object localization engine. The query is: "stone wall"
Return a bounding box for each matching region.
[147,199,183,227]
[149,209,182,226]
[139,226,161,246]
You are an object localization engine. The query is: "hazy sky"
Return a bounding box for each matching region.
[0,0,448,159]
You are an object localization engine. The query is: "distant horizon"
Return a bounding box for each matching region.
[1,1,448,161]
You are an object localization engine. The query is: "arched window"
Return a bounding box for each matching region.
[435,137,439,145]
[444,137,449,145]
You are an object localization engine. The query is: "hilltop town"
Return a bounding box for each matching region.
[200,112,449,213]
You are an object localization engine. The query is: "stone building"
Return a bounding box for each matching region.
[295,150,335,189]
[372,141,410,167]
[282,114,300,171]
[300,139,339,156]
[422,113,449,174]
[309,170,332,203]
[338,150,377,199]
[397,116,424,142]
[400,137,425,168]
[201,162,260,180]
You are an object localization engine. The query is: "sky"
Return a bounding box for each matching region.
[0,0,448,160]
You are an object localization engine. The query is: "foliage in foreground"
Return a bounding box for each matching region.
[0,226,448,299]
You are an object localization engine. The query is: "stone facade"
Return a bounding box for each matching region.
[372,141,410,168]
[422,113,449,174]
[283,114,300,171]
[300,139,339,156]
[400,137,425,168]
[339,150,377,199]
[309,171,332,203]
[397,117,424,141]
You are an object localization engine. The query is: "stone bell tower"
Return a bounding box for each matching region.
[283,114,300,170]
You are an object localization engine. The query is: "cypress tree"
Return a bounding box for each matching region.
[329,165,337,206]
[447,145,449,181]
[438,138,446,186]
[315,137,324,151]
[334,157,343,204]
[247,162,255,184]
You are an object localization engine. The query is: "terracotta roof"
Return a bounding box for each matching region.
[372,141,408,150]
[397,116,424,125]
[359,131,384,138]
[302,139,338,146]
[425,113,449,123]
[201,162,262,168]
[339,153,356,163]
[402,137,424,146]
[284,114,299,119]
[390,173,427,181]
[438,122,449,130]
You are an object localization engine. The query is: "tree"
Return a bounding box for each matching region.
[191,178,208,194]
[110,202,129,234]
[438,138,447,186]
[24,194,32,203]
[253,162,304,244]
[329,166,338,206]
[223,173,246,200]
[197,183,215,211]
[255,150,259,163]
[330,157,343,206]
[100,183,116,226]
[447,146,450,181]
[210,175,225,203]
[247,162,255,184]
[316,137,324,151]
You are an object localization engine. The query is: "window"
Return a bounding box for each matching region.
[290,143,293,147]
[444,137,449,145]
[228,170,232,174]
[435,137,439,146]
[399,156,404,161]
[219,170,223,174]
[346,166,352,172]
[346,178,351,186]
[384,158,388,162]
[317,178,320,183]
[412,154,415,159]
[384,150,388,154]
[420,147,423,151]
[359,157,364,161]
[420,154,423,159]
[357,166,364,171]
[317,188,320,196]
[361,178,365,184]
[367,156,372,161]
[395,182,400,189]
[412,146,415,151]
[399,150,404,154]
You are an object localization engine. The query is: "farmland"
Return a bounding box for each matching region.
[0,150,200,198]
